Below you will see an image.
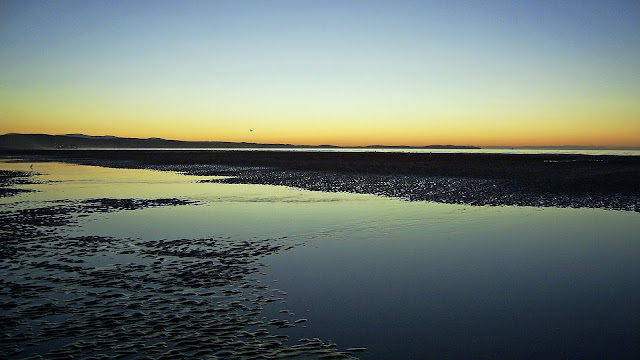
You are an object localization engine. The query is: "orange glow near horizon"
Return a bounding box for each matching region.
[1,2,639,148]
[3,115,640,148]
[3,89,639,147]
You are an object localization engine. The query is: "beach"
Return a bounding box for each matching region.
[3,150,639,211]
[0,161,362,359]
[4,1,639,358]
[1,153,640,359]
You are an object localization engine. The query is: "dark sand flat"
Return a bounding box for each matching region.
[2,150,639,211]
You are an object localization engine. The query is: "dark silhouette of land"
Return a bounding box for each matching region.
[2,149,639,211]
[0,133,479,150]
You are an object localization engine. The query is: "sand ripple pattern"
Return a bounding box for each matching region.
[0,198,358,359]
[0,170,38,198]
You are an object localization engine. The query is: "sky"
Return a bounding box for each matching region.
[1,1,639,147]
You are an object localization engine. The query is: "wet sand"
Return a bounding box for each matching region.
[3,150,639,211]
[0,182,359,358]
[0,170,38,198]
[1,154,638,358]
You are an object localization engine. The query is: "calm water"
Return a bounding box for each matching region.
[2,161,640,359]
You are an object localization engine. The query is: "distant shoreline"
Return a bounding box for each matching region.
[2,149,639,212]
[0,133,479,150]
[3,133,639,151]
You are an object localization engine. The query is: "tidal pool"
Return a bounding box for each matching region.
[1,160,639,359]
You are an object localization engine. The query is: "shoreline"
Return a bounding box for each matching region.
[1,152,639,358]
[0,186,355,358]
[2,149,639,212]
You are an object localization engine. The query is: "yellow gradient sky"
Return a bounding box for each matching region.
[1,1,639,147]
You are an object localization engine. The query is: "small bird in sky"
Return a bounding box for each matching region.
[30,164,34,170]
[250,129,253,132]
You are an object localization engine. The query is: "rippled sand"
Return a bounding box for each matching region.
[1,194,359,359]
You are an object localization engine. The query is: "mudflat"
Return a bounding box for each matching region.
[1,156,639,359]
[0,163,358,359]
[0,169,37,197]
[2,150,639,211]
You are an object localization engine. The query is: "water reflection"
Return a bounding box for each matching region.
[2,161,639,359]
[261,205,640,359]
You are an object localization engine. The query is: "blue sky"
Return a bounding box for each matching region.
[2,1,639,146]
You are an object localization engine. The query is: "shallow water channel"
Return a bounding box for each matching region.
[1,161,639,359]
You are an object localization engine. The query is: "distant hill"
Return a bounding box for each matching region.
[0,133,324,150]
[0,133,480,150]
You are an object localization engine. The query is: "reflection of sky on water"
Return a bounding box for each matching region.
[263,206,640,359]
[3,160,639,359]
[0,161,215,202]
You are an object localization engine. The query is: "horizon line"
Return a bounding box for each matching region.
[2,132,640,150]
